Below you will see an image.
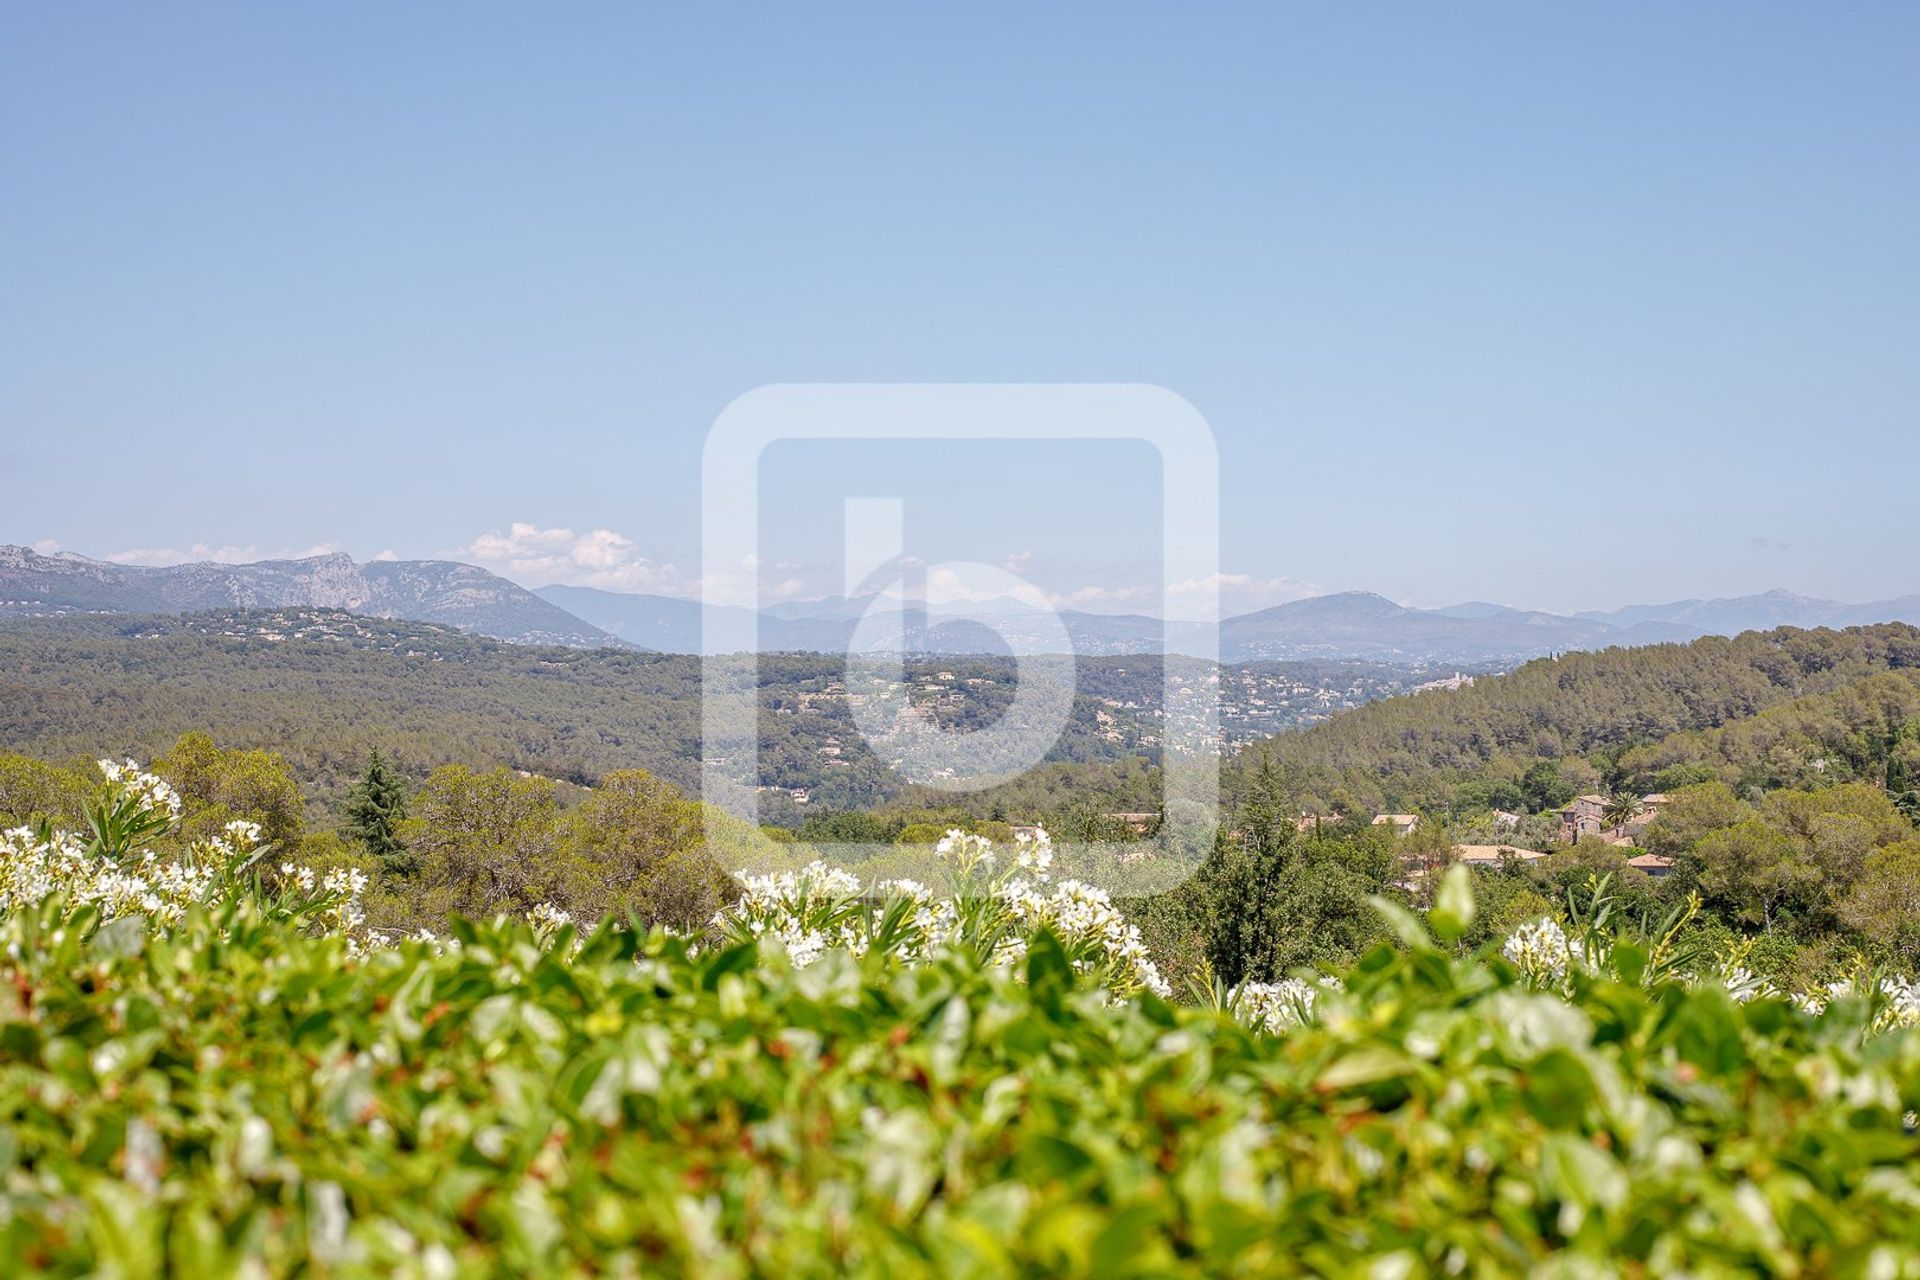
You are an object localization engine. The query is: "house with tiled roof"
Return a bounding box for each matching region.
[1627,852,1674,878]
[1453,844,1547,866]
[1557,795,1609,843]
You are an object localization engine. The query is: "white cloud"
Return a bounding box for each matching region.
[840,558,1054,612]
[1052,582,1156,610]
[371,548,399,562]
[105,542,343,567]
[459,522,696,596]
[921,563,1050,611]
[31,538,61,555]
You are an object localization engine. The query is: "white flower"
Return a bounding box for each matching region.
[527,901,575,935]
[711,831,1166,995]
[1230,979,1324,1033]
[223,819,264,848]
[1014,838,1054,875]
[98,759,181,820]
[1,794,361,942]
[1879,976,1920,1030]
[1502,918,1573,985]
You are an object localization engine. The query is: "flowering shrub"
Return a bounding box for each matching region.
[716,828,1170,996]
[8,764,1920,1271]
[1750,969,1920,1031]
[0,759,363,939]
[5,888,1920,1274]
[1224,975,1334,1032]
[1495,875,1920,1034]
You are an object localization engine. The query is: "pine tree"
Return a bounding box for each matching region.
[343,749,412,876]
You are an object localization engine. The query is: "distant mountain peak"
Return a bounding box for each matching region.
[0,545,622,649]
[1240,591,1405,622]
[10,543,1916,663]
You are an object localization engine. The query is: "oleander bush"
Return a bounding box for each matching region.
[5,897,1920,1274]
[5,764,1920,1276]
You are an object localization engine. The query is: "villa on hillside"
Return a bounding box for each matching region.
[1558,795,1610,843]
[1557,792,1677,845]
[1453,843,1547,866]
[1372,813,1420,837]
[1434,839,1672,880]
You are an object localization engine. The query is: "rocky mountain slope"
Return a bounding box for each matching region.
[0,546,622,648]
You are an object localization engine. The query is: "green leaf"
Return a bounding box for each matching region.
[1611,940,1649,987]
[1316,1045,1416,1090]
[698,940,758,990]
[1537,1133,1628,1213]
[1025,929,1074,1007]
[1430,865,1476,943]
[1521,1048,1598,1128]
[90,914,148,960]
[1368,895,1434,951]
[1091,1203,1166,1275]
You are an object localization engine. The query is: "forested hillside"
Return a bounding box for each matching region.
[1241,623,1920,814]
[0,610,1413,817]
[783,623,1920,993]
[0,611,709,805]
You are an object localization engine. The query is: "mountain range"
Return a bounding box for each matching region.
[1573,589,1920,636]
[5,545,1917,665]
[0,545,616,648]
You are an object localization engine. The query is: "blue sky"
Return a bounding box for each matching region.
[3,4,1916,615]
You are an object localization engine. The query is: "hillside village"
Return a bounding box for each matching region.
[1354,792,1679,879]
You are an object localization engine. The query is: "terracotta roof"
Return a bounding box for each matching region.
[1453,844,1546,862]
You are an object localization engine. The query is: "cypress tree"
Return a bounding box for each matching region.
[343,749,412,875]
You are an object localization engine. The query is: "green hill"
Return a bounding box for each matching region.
[1240,623,1920,814]
[0,609,1415,820]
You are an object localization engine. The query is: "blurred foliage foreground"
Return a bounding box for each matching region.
[0,761,1916,1276]
[4,887,1920,1275]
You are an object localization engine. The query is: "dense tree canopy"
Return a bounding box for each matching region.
[1229,623,1920,816]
